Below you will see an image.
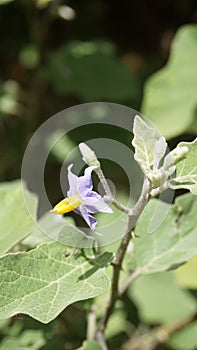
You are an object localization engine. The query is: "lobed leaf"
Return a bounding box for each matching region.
[169,139,197,195]
[141,25,197,138]
[0,242,113,323]
[130,193,197,275]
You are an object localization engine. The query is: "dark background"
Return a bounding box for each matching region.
[0,0,196,183]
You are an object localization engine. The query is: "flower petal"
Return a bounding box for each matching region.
[84,192,113,214]
[67,164,79,196]
[78,166,96,195]
[78,205,97,230]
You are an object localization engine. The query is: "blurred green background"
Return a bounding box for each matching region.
[0,1,197,350]
[1,0,197,186]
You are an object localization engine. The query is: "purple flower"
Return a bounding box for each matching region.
[52,164,113,230]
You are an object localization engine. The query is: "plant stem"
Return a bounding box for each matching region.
[95,177,150,341]
[122,314,197,350]
[96,230,131,337]
[96,331,108,350]
[87,305,97,341]
[97,169,130,214]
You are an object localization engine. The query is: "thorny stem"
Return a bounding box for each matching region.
[95,176,151,344]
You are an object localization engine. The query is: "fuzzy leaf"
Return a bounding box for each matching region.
[22,211,95,249]
[132,115,167,174]
[141,25,197,138]
[0,242,112,323]
[0,181,38,256]
[169,139,197,195]
[130,193,197,275]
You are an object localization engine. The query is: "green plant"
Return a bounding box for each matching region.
[0,115,197,350]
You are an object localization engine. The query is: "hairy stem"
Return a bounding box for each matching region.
[97,169,130,214]
[95,177,150,341]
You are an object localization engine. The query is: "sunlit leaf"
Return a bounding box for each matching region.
[0,242,113,323]
[22,212,76,248]
[130,193,197,274]
[0,181,38,255]
[168,321,197,350]
[132,115,167,175]
[130,272,196,325]
[95,191,133,247]
[175,256,197,290]
[22,206,96,250]
[141,25,197,138]
[169,139,197,195]
[46,130,76,162]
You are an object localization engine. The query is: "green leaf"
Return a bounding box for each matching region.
[22,209,95,250]
[19,45,40,69]
[130,272,196,325]
[0,330,46,350]
[95,191,134,247]
[22,211,77,248]
[0,0,15,5]
[168,321,197,350]
[0,242,113,323]
[141,25,197,139]
[169,139,197,195]
[132,115,167,175]
[105,303,126,339]
[47,131,76,162]
[46,40,139,102]
[175,256,197,290]
[0,181,38,256]
[130,193,197,275]
[77,340,102,350]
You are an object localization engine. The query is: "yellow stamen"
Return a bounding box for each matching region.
[51,195,81,214]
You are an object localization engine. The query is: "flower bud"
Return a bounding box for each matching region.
[170,145,189,164]
[79,143,100,169]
